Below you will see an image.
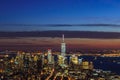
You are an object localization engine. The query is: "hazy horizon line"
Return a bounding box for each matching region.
[0,30,120,33]
[1,23,120,27]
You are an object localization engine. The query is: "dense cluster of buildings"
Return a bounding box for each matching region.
[0,35,120,80]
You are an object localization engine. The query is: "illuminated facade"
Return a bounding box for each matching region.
[47,49,52,64]
[61,34,66,56]
[70,55,78,65]
[58,55,65,65]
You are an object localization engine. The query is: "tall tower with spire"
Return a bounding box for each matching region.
[47,49,52,64]
[61,34,66,56]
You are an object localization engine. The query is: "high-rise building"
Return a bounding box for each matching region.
[70,55,78,65]
[42,54,45,66]
[47,49,52,64]
[58,55,65,65]
[61,34,66,56]
[81,61,93,70]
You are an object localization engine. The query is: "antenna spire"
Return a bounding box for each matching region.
[62,34,64,42]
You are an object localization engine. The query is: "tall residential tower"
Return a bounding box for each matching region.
[61,34,66,56]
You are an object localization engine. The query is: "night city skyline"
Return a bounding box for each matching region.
[1,1,120,79]
[1,0,120,32]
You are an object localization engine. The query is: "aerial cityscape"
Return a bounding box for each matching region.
[1,0,120,80]
[0,34,120,80]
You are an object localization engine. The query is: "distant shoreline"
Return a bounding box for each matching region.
[0,37,120,51]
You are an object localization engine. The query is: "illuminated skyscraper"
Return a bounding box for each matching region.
[47,49,52,64]
[58,55,65,65]
[61,34,66,56]
[70,55,78,65]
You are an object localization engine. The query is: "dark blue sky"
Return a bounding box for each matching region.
[1,0,120,31]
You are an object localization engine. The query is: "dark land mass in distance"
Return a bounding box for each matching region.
[0,31,120,39]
